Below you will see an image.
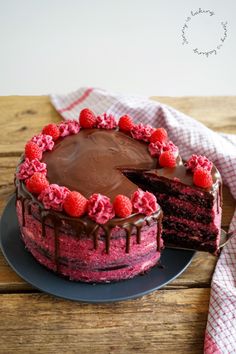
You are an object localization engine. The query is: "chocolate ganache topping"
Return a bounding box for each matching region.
[42,128,221,198]
[42,129,157,201]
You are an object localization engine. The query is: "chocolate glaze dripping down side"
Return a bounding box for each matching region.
[15,179,163,273]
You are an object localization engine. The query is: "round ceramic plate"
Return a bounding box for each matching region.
[0,196,195,303]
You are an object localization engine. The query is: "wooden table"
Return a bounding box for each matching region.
[0,96,235,353]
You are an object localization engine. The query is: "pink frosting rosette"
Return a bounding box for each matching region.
[87,193,115,224]
[185,154,213,172]
[131,123,155,142]
[31,134,54,152]
[38,184,69,211]
[96,113,117,129]
[17,158,47,180]
[148,140,179,158]
[58,120,80,137]
[131,189,158,216]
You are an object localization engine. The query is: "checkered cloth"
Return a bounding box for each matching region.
[51,87,236,353]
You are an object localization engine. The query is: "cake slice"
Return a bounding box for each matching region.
[125,157,222,254]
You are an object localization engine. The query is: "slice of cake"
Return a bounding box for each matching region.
[15,109,222,283]
[125,157,222,254]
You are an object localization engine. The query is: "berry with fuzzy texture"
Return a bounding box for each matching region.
[118,115,134,133]
[150,128,168,144]
[113,194,133,218]
[193,168,213,188]
[25,141,43,161]
[26,172,49,194]
[64,191,88,217]
[159,151,176,167]
[79,108,97,128]
[42,124,60,141]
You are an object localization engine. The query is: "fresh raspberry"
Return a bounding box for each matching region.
[25,141,43,161]
[150,128,168,143]
[159,151,176,168]
[42,124,60,141]
[64,191,88,217]
[113,194,133,218]
[26,172,49,194]
[118,115,134,133]
[79,108,97,128]
[193,168,213,188]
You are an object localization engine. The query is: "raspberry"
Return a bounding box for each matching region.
[26,172,49,194]
[193,168,213,188]
[79,108,97,128]
[113,194,133,218]
[118,115,134,132]
[159,151,176,168]
[64,191,88,217]
[42,124,60,141]
[150,128,168,144]
[25,141,43,161]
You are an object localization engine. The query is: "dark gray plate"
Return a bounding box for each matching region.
[0,196,195,303]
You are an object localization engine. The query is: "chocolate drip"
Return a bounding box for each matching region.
[41,212,48,238]
[124,225,133,253]
[93,226,100,250]
[136,226,142,244]
[215,182,222,214]
[27,202,32,215]
[105,227,111,254]
[157,213,163,251]
[54,223,60,272]
[21,198,25,227]
[219,182,223,208]
[15,179,163,263]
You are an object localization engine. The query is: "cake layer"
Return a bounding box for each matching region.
[154,193,215,224]
[162,231,219,253]
[163,215,219,236]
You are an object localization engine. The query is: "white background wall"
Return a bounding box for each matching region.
[0,0,235,96]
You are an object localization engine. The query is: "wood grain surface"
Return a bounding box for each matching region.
[0,96,235,354]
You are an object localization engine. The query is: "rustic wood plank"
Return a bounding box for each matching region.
[0,289,209,353]
[0,96,61,155]
[151,96,236,134]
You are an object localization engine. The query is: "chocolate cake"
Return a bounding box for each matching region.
[15,109,222,283]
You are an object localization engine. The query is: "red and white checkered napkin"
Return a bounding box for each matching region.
[51,87,236,353]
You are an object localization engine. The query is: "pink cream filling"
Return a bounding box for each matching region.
[156,193,214,216]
